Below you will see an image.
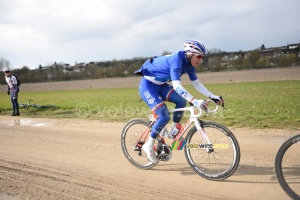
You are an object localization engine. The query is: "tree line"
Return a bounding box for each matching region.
[1,43,299,85]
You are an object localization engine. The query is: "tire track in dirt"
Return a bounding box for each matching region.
[0,158,219,200]
[0,119,222,200]
[0,107,298,199]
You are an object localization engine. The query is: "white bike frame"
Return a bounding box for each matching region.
[168,104,219,151]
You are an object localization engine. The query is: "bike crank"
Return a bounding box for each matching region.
[156,143,172,162]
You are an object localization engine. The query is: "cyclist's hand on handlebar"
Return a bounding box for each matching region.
[191,99,207,108]
[209,94,224,107]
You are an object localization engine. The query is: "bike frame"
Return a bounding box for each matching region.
[136,103,219,151]
[19,98,33,110]
[20,98,55,110]
[169,105,219,151]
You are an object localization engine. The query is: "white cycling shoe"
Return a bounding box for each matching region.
[142,138,158,163]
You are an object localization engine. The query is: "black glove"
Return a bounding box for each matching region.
[209,95,224,108]
[7,91,10,95]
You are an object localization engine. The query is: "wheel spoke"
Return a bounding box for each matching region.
[184,121,240,180]
[121,119,157,169]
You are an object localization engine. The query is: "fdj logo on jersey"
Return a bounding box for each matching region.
[144,91,155,104]
[175,87,187,98]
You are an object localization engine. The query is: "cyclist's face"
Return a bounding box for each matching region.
[4,71,10,77]
[190,54,203,67]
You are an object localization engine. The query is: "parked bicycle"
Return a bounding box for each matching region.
[121,101,240,181]
[275,134,300,200]
[20,98,56,110]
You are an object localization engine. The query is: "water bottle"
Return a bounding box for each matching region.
[169,124,182,139]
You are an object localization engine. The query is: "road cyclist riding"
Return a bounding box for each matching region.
[135,39,224,163]
[121,39,240,180]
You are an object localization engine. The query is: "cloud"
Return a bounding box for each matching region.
[0,0,299,69]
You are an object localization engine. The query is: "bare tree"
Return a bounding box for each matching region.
[0,57,11,71]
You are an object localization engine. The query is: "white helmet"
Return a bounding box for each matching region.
[2,67,10,72]
[183,40,206,55]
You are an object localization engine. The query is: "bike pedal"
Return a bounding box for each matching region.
[133,146,140,151]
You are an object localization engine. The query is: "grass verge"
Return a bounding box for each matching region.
[0,80,299,130]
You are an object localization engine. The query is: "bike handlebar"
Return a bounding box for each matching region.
[170,101,220,118]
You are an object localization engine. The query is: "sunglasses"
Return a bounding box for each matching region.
[4,71,10,73]
[195,54,204,59]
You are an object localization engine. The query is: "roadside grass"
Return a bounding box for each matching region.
[0,80,299,130]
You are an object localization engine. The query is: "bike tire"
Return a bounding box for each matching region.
[275,134,300,200]
[184,121,240,181]
[121,118,158,169]
[19,104,29,110]
[39,105,54,108]
[32,104,54,108]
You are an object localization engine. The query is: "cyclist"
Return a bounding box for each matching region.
[3,67,20,116]
[135,39,223,163]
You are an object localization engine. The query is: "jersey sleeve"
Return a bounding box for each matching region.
[187,68,198,81]
[169,55,183,81]
[191,79,211,97]
[172,80,194,102]
[11,76,18,85]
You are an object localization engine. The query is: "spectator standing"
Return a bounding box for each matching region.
[3,68,20,116]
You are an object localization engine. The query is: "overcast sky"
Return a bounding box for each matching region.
[0,0,299,69]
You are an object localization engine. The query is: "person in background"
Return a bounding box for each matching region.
[3,67,20,116]
[135,39,223,163]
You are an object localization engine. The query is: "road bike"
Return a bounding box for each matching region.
[121,101,240,181]
[20,98,56,110]
[275,134,300,200]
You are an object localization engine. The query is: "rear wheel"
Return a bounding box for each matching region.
[121,118,158,169]
[184,121,240,180]
[36,104,55,108]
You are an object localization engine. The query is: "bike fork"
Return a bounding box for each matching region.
[195,120,214,153]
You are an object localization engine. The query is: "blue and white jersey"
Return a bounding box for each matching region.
[5,75,18,89]
[139,51,198,84]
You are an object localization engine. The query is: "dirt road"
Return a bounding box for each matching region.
[1,67,299,199]
[0,116,297,200]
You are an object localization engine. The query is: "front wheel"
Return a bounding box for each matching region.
[184,121,240,181]
[121,118,158,169]
[275,134,300,200]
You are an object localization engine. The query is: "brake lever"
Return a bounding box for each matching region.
[220,96,225,109]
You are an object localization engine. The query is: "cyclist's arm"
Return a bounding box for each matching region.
[187,70,212,98]
[169,55,198,102]
[191,79,211,98]
[172,80,194,102]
